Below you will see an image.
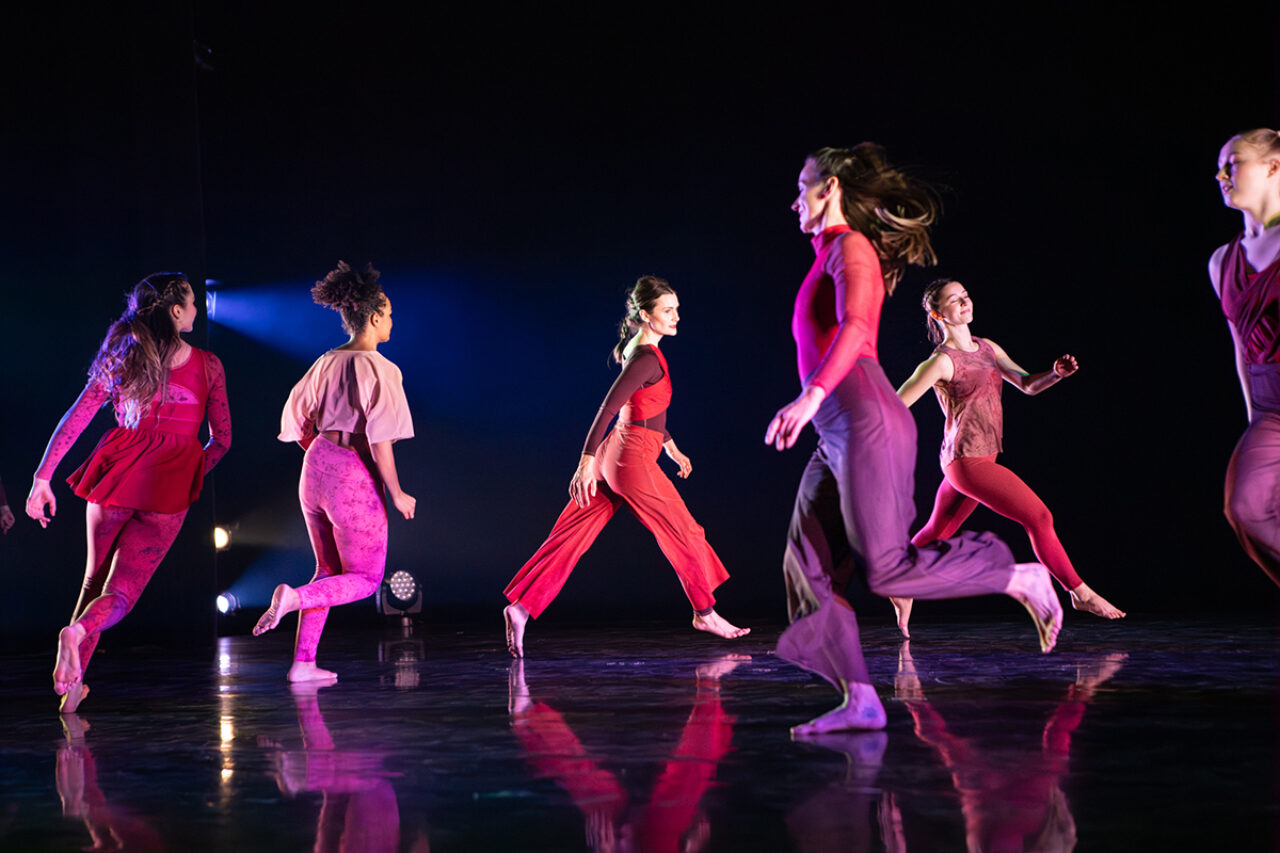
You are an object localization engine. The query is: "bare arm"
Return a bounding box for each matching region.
[1209,245,1253,422]
[663,438,692,479]
[987,340,1077,396]
[896,353,953,408]
[370,440,416,520]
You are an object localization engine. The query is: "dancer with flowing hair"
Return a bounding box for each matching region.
[503,276,749,657]
[27,273,231,713]
[889,277,1124,637]
[765,144,1062,735]
[253,262,416,682]
[1212,128,1280,585]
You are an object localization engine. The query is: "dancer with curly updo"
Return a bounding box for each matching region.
[890,278,1125,637]
[27,273,231,713]
[504,276,749,657]
[765,145,1061,735]
[253,262,416,682]
[1213,128,1280,585]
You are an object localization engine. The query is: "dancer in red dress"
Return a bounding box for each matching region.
[1212,128,1280,584]
[253,262,416,682]
[504,276,748,657]
[890,278,1125,636]
[27,273,231,712]
[764,145,1062,735]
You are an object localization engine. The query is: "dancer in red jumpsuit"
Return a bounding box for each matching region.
[890,278,1125,636]
[1212,129,1280,585]
[253,262,416,682]
[504,276,749,657]
[27,273,231,712]
[764,145,1062,735]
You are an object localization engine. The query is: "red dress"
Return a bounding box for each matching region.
[40,348,231,514]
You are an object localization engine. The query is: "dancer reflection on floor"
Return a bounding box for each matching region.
[504,276,748,657]
[254,262,416,682]
[260,681,430,853]
[1212,129,1280,586]
[508,655,744,852]
[27,273,231,713]
[890,278,1125,636]
[765,145,1061,736]
[893,642,1127,851]
[56,714,164,852]
[0,475,16,533]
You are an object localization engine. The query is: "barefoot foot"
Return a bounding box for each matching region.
[53,624,85,696]
[254,585,300,636]
[792,682,887,736]
[889,597,913,638]
[287,661,338,682]
[504,602,529,658]
[1006,562,1063,653]
[1069,583,1126,619]
[692,610,750,639]
[59,682,90,714]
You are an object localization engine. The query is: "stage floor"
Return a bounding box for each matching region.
[0,614,1276,851]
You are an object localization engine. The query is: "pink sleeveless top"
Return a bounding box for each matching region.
[934,338,1004,467]
[1219,233,1280,364]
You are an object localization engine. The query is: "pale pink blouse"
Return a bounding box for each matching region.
[279,350,414,446]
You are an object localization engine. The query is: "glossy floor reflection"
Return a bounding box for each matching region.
[0,615,1276,851]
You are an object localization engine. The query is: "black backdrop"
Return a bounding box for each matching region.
[2,4,1277,650]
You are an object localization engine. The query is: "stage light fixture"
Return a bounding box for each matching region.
[377,570,422,620]
[213,526,231,550]
[216,592,240,614]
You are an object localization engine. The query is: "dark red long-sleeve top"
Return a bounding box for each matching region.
[792,224,884,391]
[581,344,672,454]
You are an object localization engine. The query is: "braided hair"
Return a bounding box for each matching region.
[88,273,192,428]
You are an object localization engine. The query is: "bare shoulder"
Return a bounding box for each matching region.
[1208,241,1232,297]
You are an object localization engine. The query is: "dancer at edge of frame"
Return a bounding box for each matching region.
[503,276,749,657]
[27,273,232,713]
[764,144,1062,735]
[1212,128,1280,586]
[888,277,1126,637]
[253,262,416,682]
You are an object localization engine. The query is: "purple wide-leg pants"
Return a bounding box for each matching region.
[777,358,1016,687]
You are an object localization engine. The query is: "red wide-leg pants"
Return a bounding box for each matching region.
[504,424,728,618]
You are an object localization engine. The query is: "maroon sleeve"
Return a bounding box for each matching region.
[34,380,113,480]
[807,231,883,394]
[202,351,232,475]
[581,348,664,455]
[0,476,8,508]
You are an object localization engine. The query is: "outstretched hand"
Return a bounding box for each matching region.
[569,454,598,508]
[764,386,826,451]
[26,478,56,529]
[1053,354,1079,377]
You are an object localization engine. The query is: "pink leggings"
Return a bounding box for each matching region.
[911,454,1083,591]
[293,437,387,663]
[70,503,189,678]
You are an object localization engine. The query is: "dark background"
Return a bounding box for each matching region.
[2,4,1277,650]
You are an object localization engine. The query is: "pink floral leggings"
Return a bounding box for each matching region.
[292,437,387,663]
[71,503,188,678]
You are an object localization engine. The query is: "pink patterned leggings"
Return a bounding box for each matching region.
[293,437,387,663]
[70,503,189,678]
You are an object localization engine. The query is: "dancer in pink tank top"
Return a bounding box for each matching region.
[27,273,231,713]
[252,262,416,682]
[1211,129,1280,584]
[893,278,1124,636]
